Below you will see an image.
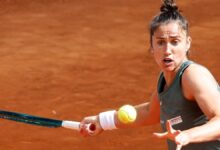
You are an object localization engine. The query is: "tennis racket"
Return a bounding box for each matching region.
[0,110,96,132]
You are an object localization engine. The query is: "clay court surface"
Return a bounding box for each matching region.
[0,0,219,149]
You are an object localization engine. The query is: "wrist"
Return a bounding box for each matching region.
[176,131,191,146]
[99,110,117,130]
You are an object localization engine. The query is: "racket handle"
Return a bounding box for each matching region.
[62,121,80,130]
[62,120,96,132]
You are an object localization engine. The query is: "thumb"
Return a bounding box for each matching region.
[153,132,168,138]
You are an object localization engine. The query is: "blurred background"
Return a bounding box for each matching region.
[0,0,219,149]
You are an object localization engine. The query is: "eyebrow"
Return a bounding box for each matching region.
[155,35,181,39]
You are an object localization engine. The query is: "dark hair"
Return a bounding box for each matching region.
[149,0,189,47]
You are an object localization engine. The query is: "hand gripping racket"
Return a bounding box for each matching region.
[0,110,96,132]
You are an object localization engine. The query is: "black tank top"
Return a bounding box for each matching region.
[157,61,220,150]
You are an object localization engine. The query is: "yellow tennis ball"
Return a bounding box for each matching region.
[118,105,137,124]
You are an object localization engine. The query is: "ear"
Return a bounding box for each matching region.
[186,36,192,51]
[149,46,154,54]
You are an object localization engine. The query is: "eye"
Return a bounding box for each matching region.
[171,40,179,46]
[157,40,166,46]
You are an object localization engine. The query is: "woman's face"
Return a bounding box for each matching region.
[151,22,191,73]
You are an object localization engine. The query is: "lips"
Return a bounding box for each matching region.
[163,58,173,64]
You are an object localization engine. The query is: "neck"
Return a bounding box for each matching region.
[163,72,176,87]
[163,59,188,86]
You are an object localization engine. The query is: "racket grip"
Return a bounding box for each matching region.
[62,121,96,132]
[62,121,80,130]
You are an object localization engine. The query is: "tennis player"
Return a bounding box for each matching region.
[80,0,220,149]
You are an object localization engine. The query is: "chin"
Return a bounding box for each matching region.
[162,66,176,72]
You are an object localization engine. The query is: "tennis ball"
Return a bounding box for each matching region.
[118,105,137,124]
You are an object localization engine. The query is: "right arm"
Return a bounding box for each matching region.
[115,90,161,128]
[80,90,161,136]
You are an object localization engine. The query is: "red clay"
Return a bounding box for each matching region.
[0,0,219,149]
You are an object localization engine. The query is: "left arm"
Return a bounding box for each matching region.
[154,64,220,149]
[180,64,220,143]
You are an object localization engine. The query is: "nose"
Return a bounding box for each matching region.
[164,43,172,55]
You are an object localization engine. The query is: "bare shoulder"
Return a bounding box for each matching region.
[182,63,219,100]
[183,63,217,85]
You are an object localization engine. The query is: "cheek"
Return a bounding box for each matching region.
[175,46,187,58]
[152,50,162,64]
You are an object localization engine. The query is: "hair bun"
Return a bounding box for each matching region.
[160,0,179,13]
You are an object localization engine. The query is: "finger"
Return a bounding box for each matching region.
[176,144,182,150]
[166,120,176,134]
[80,123,92,137]
[79,128,89,137]
[153,132,168,138]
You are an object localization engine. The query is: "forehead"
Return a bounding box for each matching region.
[154,22,186,38]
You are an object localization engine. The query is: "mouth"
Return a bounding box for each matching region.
[163,58,173,64]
